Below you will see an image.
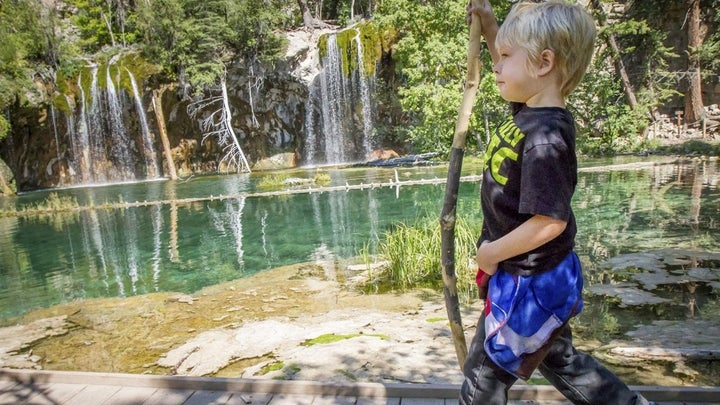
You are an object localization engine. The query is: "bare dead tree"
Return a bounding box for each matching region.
[188,73,251,174]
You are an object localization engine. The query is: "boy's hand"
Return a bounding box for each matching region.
[476,241,498,276]
[466,0,499,63]
[467,0,495,28]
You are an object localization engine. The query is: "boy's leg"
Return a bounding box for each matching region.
[460,314,518,405]
[538,323,651,405]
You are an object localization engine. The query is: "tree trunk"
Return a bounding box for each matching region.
[297,0,316,29]
[685,0,705,128]
[439,0,484,371]
[589,0,639,112]
[152,87,178,180]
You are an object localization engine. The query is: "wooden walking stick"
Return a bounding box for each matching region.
[440,0,484,370]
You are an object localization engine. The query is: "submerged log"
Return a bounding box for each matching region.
[356,152,442,167]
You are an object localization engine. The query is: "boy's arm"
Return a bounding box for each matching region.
[468,0,500,65]
[476,214,567,275]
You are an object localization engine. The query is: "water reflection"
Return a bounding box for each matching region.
[0,157,718,323]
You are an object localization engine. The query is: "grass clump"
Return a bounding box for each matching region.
[374,215,479,304]
[258,173,290,189]
[25,192,79,213]
[313,171,331,186]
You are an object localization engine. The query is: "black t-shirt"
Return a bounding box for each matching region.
[479,103,577,276]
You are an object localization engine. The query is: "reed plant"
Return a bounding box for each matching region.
[19,192,79,214]
[313,171,331,186]
[378,215,480,304]
[258,173,289,189]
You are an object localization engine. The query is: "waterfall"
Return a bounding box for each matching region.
[88,65,107,182]
[76,72,92,182]
[63,95,79,181]
[304,27,377,166]
[319,34,348,164]
[127,68,160,179]
[303,94,317,163]
[105,57,136,180]
[68,54,163,185]
[50,103,61,160]
[354,29,375,156]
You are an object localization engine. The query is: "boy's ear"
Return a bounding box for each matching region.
[536,49,556,77]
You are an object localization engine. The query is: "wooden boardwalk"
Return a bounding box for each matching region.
[1,369,719,405]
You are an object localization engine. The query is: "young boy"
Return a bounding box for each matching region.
[462,1,652,404]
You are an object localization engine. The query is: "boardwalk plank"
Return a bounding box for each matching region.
[266,393,315,404]
[184,389,233,405]
[226,392,273,405]
[0,381,16,392]
[64,384,121,405]
[0,381,51,405]
[399,398,444,404]
[25,383,86,405]
[2,369,720,405]
[103,386,158,405]
[355,398,400,405]
[0,381,41,404]
[310,394,357,404]
[142,388,195,405]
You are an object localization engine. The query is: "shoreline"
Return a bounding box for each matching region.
[0,262,718,387]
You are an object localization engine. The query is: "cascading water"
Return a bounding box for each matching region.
[75,71,92,182]
[63,95,79,179]
[304,26,377,166]
[354,30,375,156]
[105,56,137,180]
[127,67,160,178]
[66,54,162,185]
[319,34,348,164]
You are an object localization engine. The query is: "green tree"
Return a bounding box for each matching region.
[0,0,48,140]
[374,0,510,155]
[65,0,116,52]
[699,0,720,76]
[226,0,292,63]
[136,0,291,93]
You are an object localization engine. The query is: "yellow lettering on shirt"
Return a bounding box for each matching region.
[483,119,526,185]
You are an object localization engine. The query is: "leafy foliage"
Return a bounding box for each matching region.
[0,0,718,156]
[135,0,291,92]
[0,0,49,139]
[374,0,495,155]
[699,0,720,76]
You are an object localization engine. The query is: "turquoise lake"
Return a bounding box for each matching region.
[1,156,718,329]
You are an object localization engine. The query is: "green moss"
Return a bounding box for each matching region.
[319,21,382,78]
[425,317,446,323]
[300,332,388,346]
[70,51,160,106]
[301,333,360,346]
[116,52,161,95]
[260,361,284,374]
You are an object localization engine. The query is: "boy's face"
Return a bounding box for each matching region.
[493,45,540,104]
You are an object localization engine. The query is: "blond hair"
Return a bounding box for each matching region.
[496,0,597,98]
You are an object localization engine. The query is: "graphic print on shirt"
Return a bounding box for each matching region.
[482,119,526,185]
